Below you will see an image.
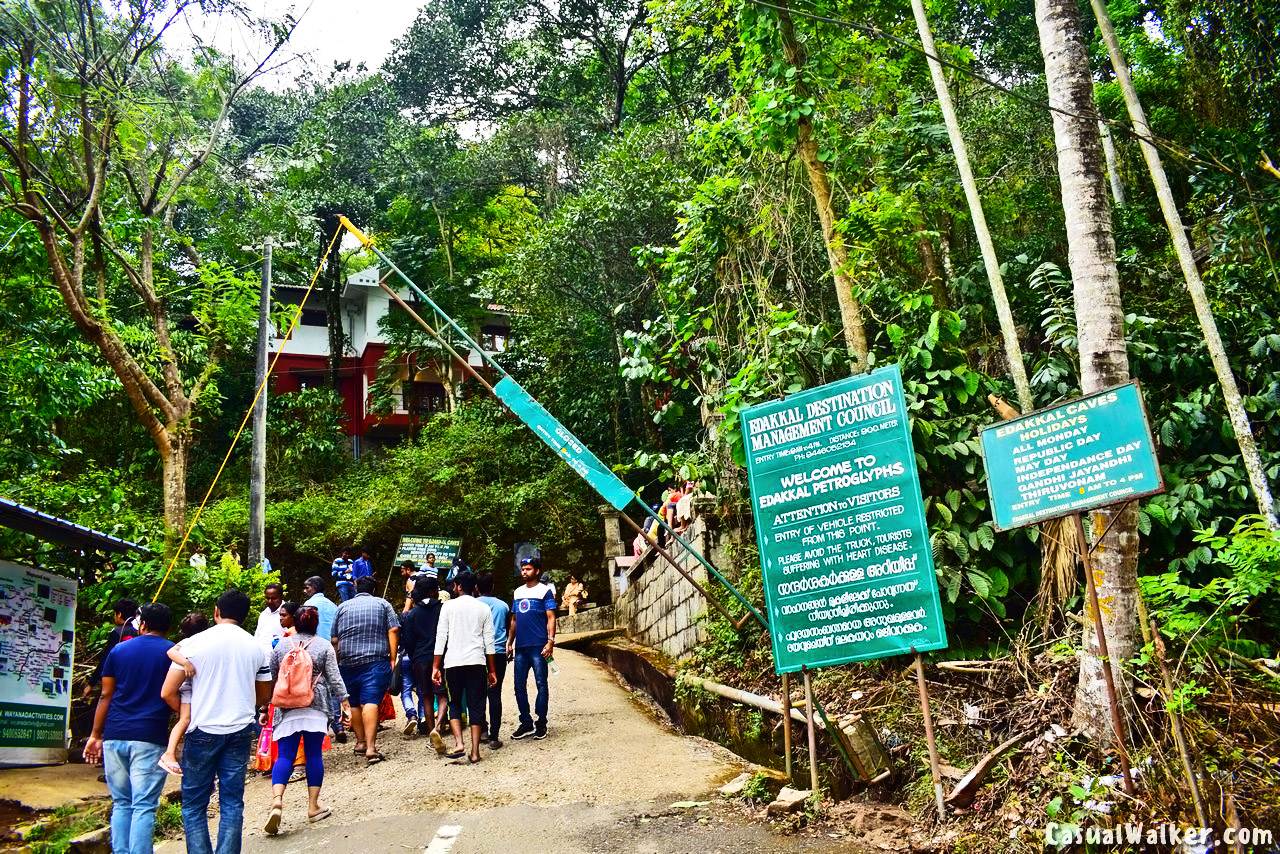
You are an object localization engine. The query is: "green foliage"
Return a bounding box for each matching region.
[1142,516,1280,653]
[267,388,350,489]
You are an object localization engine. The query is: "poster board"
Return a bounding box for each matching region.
[979,382,1163,531]
[393,535,462,574]
[0,560,75,766]
[740,365,947,674]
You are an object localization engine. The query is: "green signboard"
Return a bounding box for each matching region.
[494,376,635,512]
[0,561,76,751]
[741,365,947,674]
[393,535,462,572]
[979,382,1163,531]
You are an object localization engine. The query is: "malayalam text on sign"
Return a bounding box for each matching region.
[741,365,947,674]
[979,382,1163,531]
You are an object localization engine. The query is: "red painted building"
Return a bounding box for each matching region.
[269,266,509,456]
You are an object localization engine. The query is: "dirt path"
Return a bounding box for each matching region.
[166,649,855,852]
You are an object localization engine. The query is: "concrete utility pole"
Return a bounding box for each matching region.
[248,238,273,569]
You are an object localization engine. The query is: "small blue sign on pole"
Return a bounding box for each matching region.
[494,376,635,512]
[979,382,1164,531]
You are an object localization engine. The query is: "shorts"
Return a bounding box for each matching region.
[444,665,487,724]
[411,660,448,699]
[339,659,391,707]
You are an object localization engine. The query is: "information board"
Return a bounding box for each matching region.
[393,535,462,572]
[979,382,1163,531]
[741,365,947,674]
[494,376,635,512]
[0,560,75,754]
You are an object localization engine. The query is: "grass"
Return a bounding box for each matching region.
[23,802,109,854]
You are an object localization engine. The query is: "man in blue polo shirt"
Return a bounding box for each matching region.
[506,557,556,740]
[83,602,174,854]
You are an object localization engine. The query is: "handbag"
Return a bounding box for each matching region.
[378,692,396,722]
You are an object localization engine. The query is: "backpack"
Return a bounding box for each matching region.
[271,638,316,709]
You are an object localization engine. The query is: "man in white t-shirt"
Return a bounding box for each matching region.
[162,589,272,854]
[253,582,285,652]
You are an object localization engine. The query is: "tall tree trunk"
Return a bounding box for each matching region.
[912,0,1033,411]
[1034,0,1140,740]
[1098,121,1126,207]
[161,432,188,553]
[918,231,949,310]
[1091,0,1278,528]
[325,229,344,389]
[774,0,870,373]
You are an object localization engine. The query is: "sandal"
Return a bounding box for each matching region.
[365,752,385,766]
[308,808,332,823]
[157,756,182,776]
[265,803,283,836]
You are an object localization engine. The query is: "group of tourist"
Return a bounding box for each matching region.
[82,553,562,852]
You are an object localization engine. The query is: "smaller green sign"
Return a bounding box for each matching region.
[980,382,1163,531]
[494,376,635,512]
[393,535,462,572]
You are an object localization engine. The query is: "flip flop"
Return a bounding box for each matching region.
[352,744,366,756]
[365,752,385,766]
[429,731,447,756]
[444,749,465,760]
[264,804,283,836]
[157,757,182,776]
[308,809,332,823]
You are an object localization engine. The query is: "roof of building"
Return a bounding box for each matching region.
[0,496,149,555]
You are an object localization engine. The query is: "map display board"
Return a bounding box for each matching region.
[393,535,462,573]
[740,365,947,674]
[0,560,75,751]
[979,382,1163,531]
[494,376,635,512]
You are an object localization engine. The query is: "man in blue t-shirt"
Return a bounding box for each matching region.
[477,572,511,747]
[352,548,373,583]
[83,602,174,854]
[331,547,356,601]
[506,557,556,740]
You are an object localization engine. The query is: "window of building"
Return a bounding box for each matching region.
[405,382,447,416]
[294,371,325,390]
[480,324,509,353]
[299,308,327,327]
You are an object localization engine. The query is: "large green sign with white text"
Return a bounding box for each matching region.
[741,365,947,674]
[979,382,1163,531]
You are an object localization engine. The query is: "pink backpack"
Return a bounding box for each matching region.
[271,638,315,709]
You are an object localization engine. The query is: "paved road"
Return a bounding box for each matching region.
[169,649,850,853]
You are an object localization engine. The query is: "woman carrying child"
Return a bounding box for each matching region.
[265,605,349,834]
[158,612,208,775]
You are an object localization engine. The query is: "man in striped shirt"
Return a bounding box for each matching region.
[332,576,399,765]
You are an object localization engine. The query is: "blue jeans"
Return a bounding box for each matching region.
[335,580,355,601]
[399,655,425,720]
[103,740,167,854]
[180,726,252,854]
[340,659,391,707]
[514,648,549,726]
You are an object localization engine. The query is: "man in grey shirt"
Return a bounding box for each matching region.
[332,576,399,764]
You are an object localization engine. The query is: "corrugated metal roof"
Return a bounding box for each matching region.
[0,496,149,555]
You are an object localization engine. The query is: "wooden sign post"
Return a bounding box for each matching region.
[980,382,1165,799]
[739,366,949,801]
